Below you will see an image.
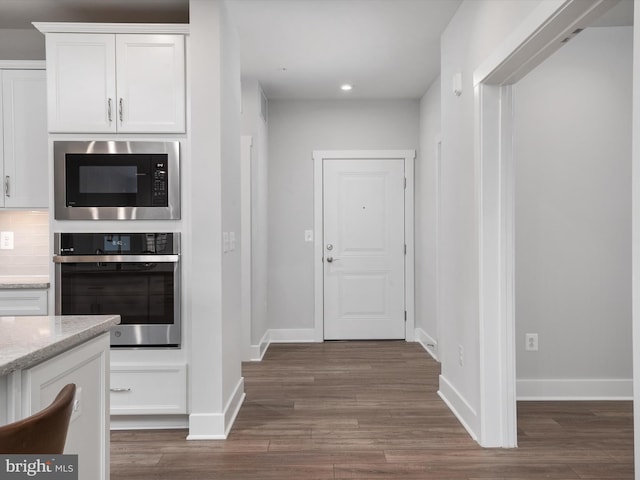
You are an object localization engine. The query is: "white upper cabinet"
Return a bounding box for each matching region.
[1,69,48,208]
[116,35,185,133]
[45,34,116,133]
[45,33,185,133]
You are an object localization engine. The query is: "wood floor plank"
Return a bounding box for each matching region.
[111,341,633,480]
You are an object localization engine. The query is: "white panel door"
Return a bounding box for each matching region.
[323,159,405,340]
[2,70,48,208]
[116,35,185,133]
[45,33,116,133]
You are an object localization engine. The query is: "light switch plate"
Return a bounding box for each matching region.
[304,230,313,242]
[0,231,14,250]
[223,232,229,253]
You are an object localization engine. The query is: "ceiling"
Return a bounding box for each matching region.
[225,0,461,99]
[0,0,632,100]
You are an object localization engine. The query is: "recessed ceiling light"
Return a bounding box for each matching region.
[340,84,353,91]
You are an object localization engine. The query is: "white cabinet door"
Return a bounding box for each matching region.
[22,334,110,480]
[116,34,185,133]
[45,33,116,133]
[2,70,48,208]
[0,289,48,316]
[45,33,185,134]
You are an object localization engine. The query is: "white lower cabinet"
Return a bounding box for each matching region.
[21,333,110,480]
[110,363,187,415]
[0,290,48,316]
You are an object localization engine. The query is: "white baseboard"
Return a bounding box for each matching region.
[247,328,316,363]
[268,328,316,343]
[414,327,439,361]
[517,378,633,400]
[110,414,188,430]
[224,377,246,434]
[438,374,479,441]
[248,330,271,361]
[187,377,246,440]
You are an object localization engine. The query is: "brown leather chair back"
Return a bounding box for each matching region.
[0,383,76,454]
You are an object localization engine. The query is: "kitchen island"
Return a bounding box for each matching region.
[0,314,119,480]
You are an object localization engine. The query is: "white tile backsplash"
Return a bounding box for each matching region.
[0,211,49,276]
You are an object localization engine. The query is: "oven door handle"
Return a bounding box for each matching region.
[53,254,180,263]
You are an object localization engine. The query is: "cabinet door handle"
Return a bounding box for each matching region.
[110,387,131,393]
[4,176,9,197]
[119,98,123,123]
[107,98,113,122]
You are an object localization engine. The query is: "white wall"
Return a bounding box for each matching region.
[514,26,632,399]
[188,0,243,438]
[0,29,45,60]
[219,0,243,413]
[439,0,542,437]
[631,0,640,473]
[241,80,269,352]
[267,99,419,336]
[416,77,441,359]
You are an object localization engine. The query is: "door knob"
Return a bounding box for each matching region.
[326,256,340,263]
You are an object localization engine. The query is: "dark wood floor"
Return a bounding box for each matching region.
[111,341,634,479]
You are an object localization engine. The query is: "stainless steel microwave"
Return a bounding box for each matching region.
[54,140,180,220]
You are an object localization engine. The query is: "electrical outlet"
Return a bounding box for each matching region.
[458,345,464,366]
[0,231,14,250]
[525,333,539,351]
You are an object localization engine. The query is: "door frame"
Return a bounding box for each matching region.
[472,0,619,447]
[313,150,415,342]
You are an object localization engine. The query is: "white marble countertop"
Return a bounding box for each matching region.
[0,276,50,289]
[0,315,120,376]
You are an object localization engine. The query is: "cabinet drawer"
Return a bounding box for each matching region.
[110,364,186,415]
[0,290,47,316]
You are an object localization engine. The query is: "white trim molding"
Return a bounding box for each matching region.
[472,0,619,449]
[187,378,245,440]
[438,375,479,442]
[517,379,633,401]
[241,136,254,362]
[269,328,316,344]
[110,415,188,430]
[414,327,438,362]
[33,22,190,35]
[0,61,45,70]
[247,330,271,362]
[312,149,416,343]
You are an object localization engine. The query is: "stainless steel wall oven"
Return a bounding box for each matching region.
[54,232,181,347]
[54,140,180,220]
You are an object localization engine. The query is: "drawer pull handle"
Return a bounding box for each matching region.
[110,387,131,393]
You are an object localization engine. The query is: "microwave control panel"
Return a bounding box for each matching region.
[152,160,168,206]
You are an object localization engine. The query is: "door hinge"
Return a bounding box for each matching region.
[404,177,407,189]
[404,311,407,321]
[404,244,407,255]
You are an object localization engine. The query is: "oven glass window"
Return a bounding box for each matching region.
[60,262,175,325]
